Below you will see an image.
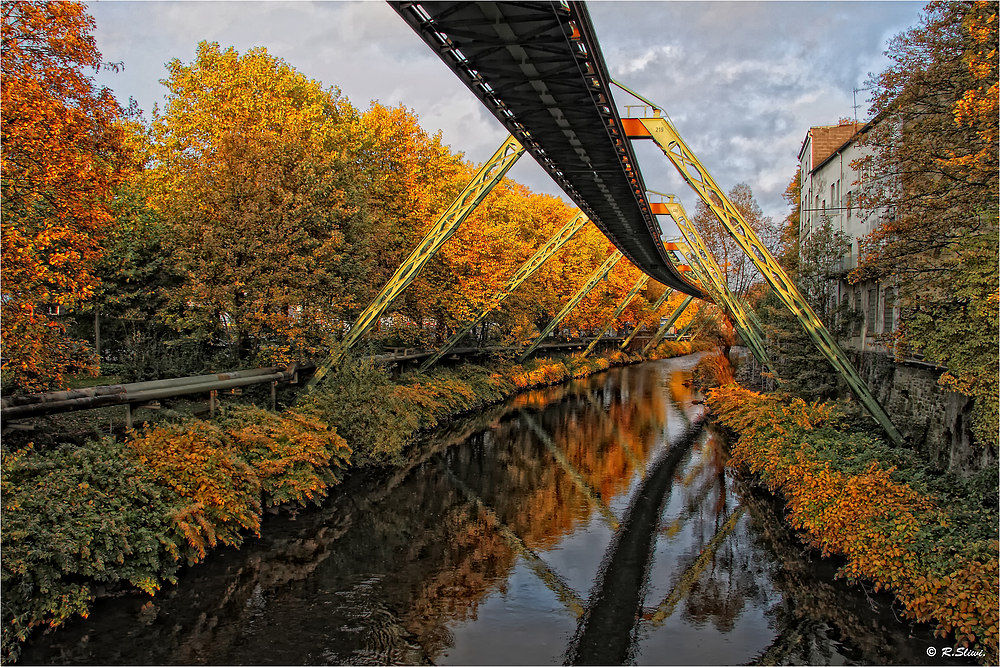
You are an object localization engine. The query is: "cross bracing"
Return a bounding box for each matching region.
[389,1,704,298]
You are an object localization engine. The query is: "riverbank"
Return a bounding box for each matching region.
[1,341,706,661]
[705,383,999,663]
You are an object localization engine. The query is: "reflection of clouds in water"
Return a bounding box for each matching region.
[19,356,929,667]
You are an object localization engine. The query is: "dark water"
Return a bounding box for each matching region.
[19,356,963,665]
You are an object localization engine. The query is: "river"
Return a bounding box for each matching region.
[19,355,964,665]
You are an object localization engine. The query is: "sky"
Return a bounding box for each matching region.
[86,0,926,234]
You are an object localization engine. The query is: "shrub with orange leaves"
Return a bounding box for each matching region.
[126,421,261,563]
[707,385,999,661]
[220,405,351,507]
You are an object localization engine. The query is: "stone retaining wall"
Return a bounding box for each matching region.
[849,351,995,475]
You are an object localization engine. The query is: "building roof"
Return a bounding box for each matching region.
[798,122,865,170]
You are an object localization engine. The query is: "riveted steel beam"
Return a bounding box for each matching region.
[619,288,673,351]
[656,196,777,376]
[307,135,525,389]
[420,212,590,371]
[581,274,649,358]
[621,105,903,446]
[642,295,694,356]
[519,250,623,362]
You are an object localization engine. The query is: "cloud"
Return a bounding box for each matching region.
[86,0,926,226]
[589,0,924,222]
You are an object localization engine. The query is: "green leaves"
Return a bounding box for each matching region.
[855,2,999,449]
[148,41,370,366]
[1,440,183,661]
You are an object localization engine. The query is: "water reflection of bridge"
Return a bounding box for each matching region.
[19,356,934,665]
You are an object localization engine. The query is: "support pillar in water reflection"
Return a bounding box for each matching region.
[564,415,706,665]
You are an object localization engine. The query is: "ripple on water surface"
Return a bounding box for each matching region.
[18,356,966,666]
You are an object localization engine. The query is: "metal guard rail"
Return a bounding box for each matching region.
[1,365,306,422]
[1,336,640,423]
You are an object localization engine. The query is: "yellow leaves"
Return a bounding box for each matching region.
[709,385,999,660]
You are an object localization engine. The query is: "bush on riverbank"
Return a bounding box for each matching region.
[707,384,999,661]
[1,406,351,661]
[3,348,697,660]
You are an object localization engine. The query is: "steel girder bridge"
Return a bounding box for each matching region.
[307,1,904,446]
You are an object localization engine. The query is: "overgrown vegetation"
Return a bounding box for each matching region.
[853,0,999,449]
[0,1,703,393]
[0,344,703,662]
[707,384,999,661]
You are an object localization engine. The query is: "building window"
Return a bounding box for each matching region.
[882,288,896,333]
[853,287,863,336]
[867,288,878,334]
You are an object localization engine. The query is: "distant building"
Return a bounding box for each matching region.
[797,121,896,352]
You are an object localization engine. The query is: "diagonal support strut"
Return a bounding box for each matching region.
[580,274,650,358]
[518,250,624,362]
[617,88,903,446]
[307,135,525,389]
[420,212,590,372]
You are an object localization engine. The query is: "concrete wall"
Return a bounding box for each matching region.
[850,351,996,476]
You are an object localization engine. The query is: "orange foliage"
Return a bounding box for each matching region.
[1,1,133,390]
[222,405,352,507]
[708,385,999,658]
[127,421,261,562]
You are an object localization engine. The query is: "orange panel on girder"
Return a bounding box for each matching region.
[649,202,669,215]
[621,118,653,139]
[663,242,682,251]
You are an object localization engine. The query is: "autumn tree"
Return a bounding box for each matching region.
[777,169,802,277]
[148,42,371,366]
[67,171,194,381]
[354,102,468,345]
[854,0,998,448]
[1,1,133,391]
[690,182,779,297]
[758,217,852,401]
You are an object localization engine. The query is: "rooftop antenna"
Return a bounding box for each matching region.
[852,86,871,124]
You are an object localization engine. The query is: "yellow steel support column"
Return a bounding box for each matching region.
[306,135,525,389]
[676,317,696,339]
[619,288,673,351]
[580,274,650,358]
[642,295,694,356]
[658,196,777,376]
[420,212,590,371]
[519,251,623,362]
[620,103,903,445]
